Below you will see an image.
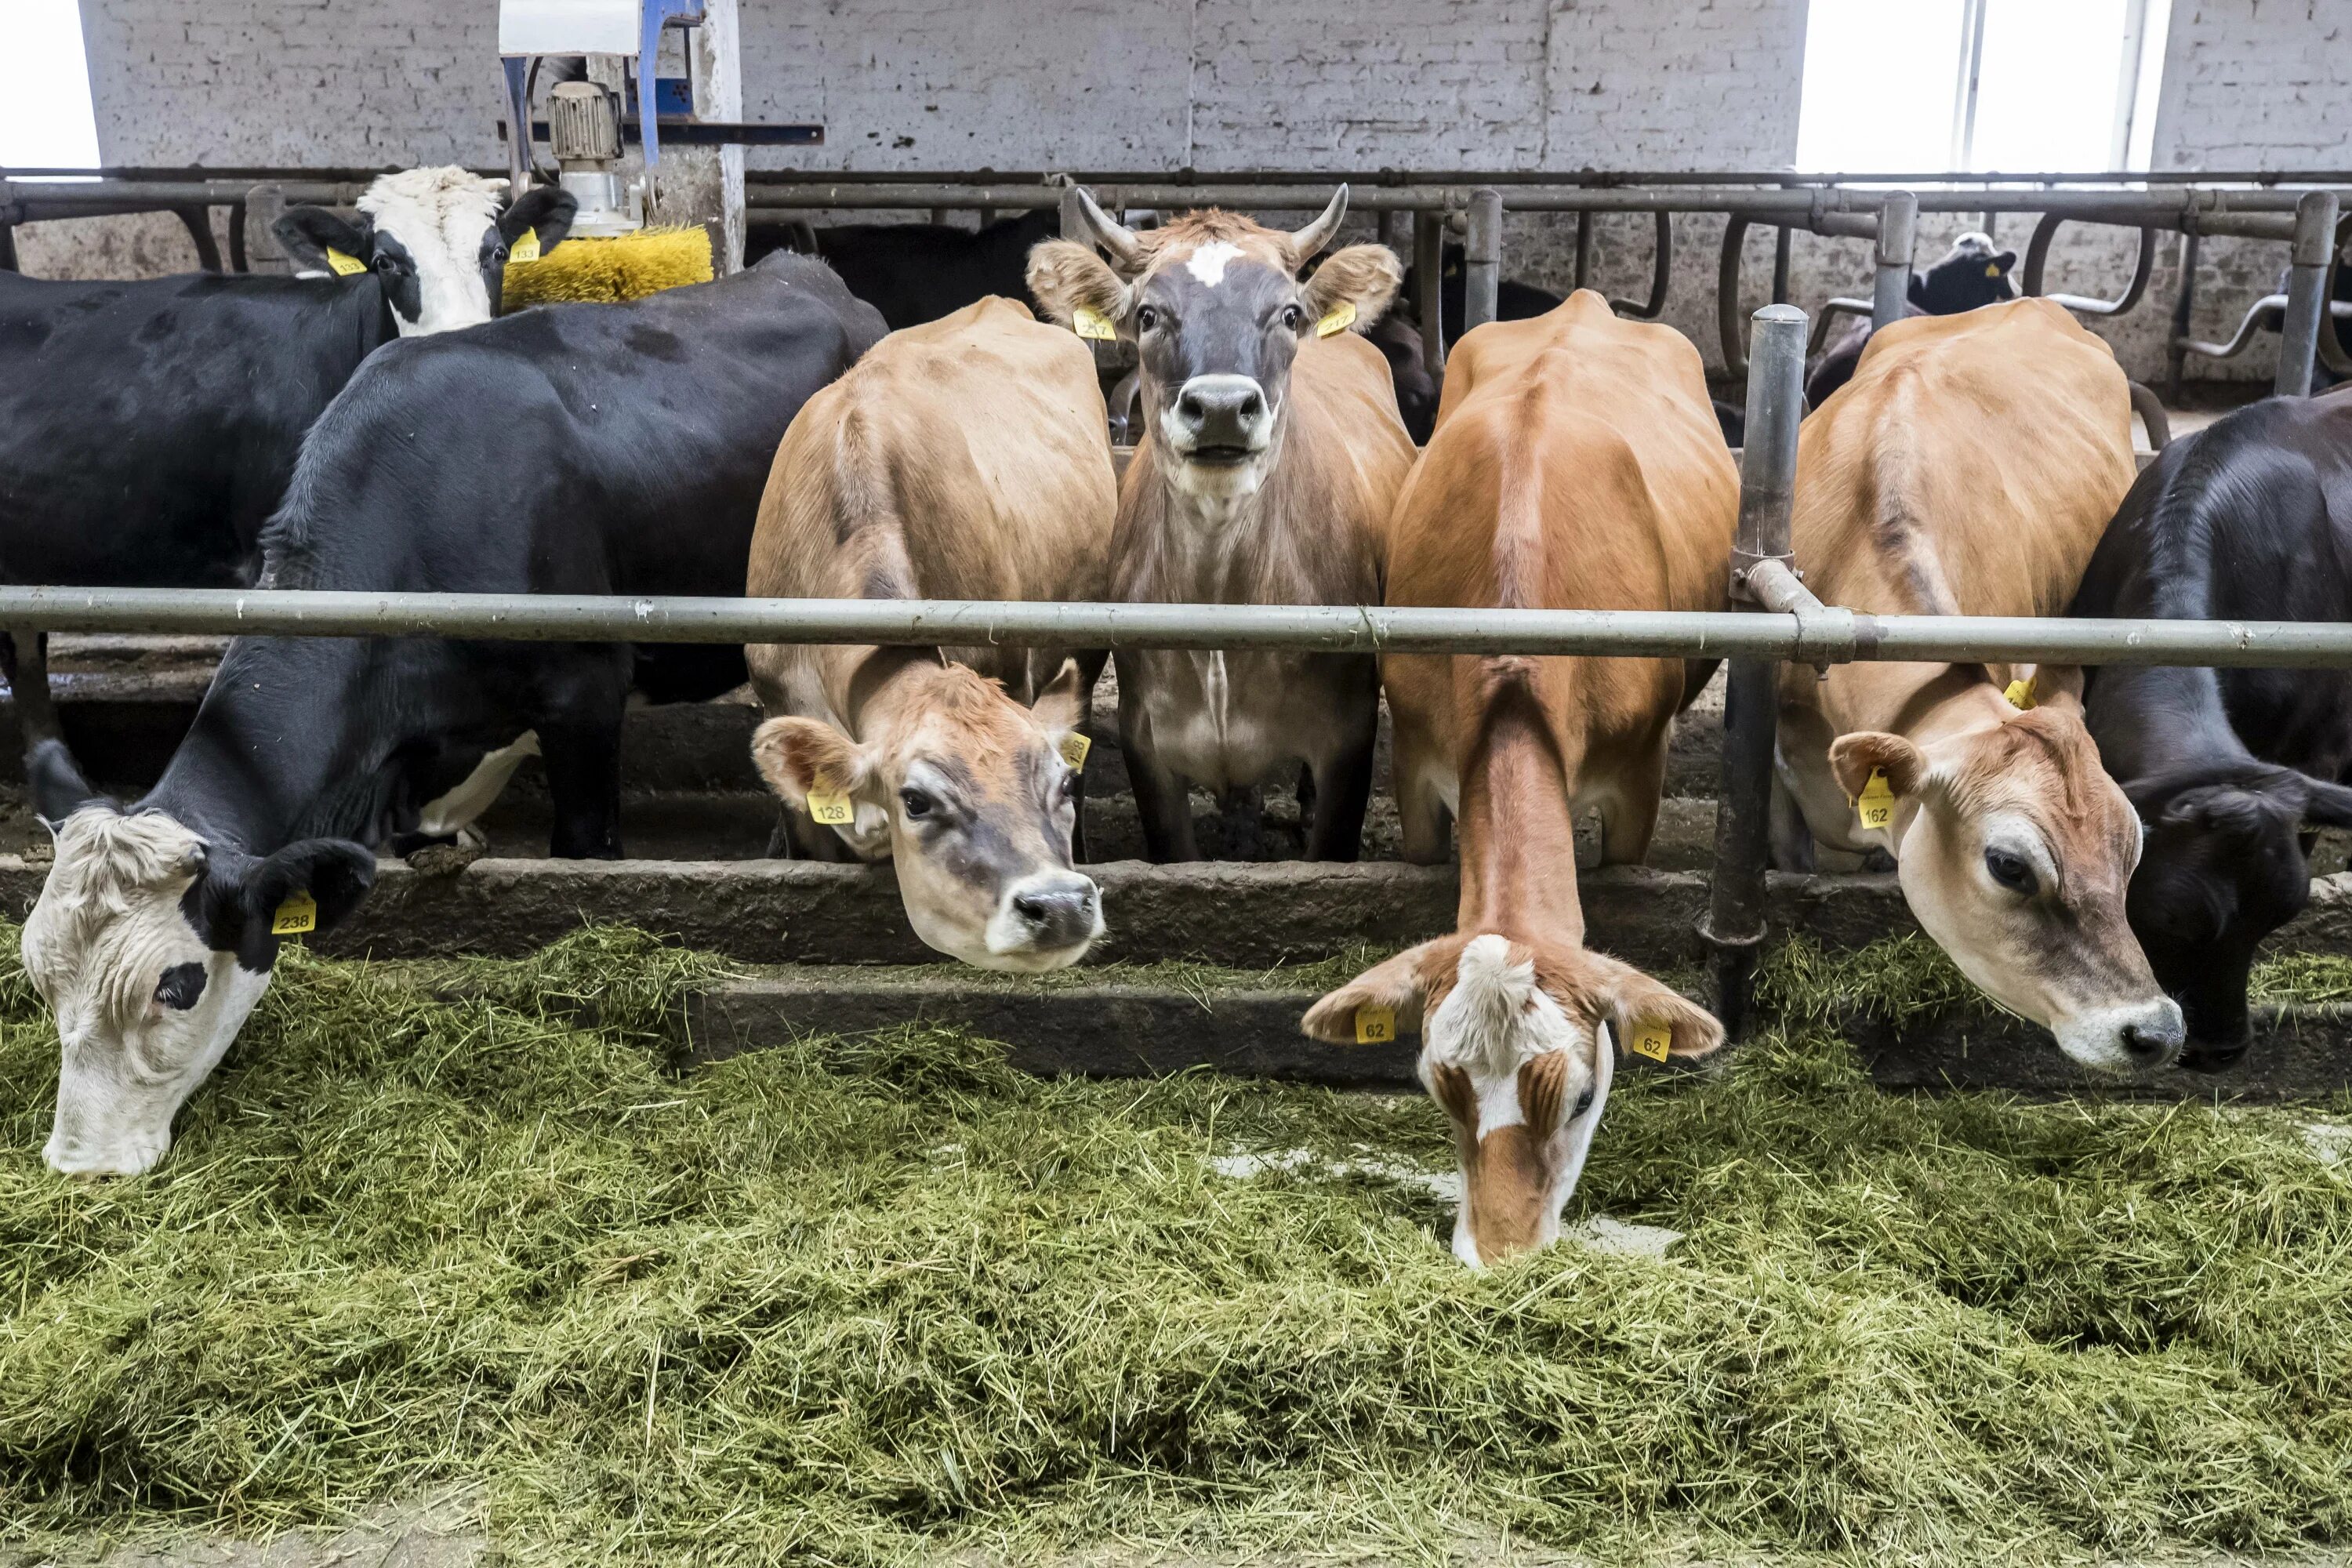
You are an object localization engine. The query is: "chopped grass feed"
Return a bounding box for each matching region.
[1,925,2348,1564]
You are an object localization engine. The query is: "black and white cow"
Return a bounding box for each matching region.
[2072,389,2352,1067]
[20,252,885,1177]
[0,168,575,738]
[1803,231,2017,407]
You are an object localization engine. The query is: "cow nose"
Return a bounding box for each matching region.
[1172,375,1269,450]
[2118,999,2187,1069]
[1009,874,1101,949]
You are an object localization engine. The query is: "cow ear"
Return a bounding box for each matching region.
[1994,249,2018,274]
[1025,239,1131,336]
[501,186,577,255]
[27,739,110,826]
[274,207,372,274]
[1030,659,1087,735]
[1829,731,1928,802]
[2002,662,2084,715]
[751,717,877,811]
[2299,778,2352,829]
[1301,243,1403,332]
[245,839,376,935]
[1538,944,1725,1060]
[1301,938,1450,1044]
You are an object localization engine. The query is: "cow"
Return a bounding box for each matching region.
[751,208,1063,330]
[1026,186,1417,862]
[744,296,1116,971]
[1366,313,1441,443]
[2071,389,2352,1066]
[1802,230,2016,407]
[1300,290,1732,1267]
[18,253,884,1178]
[1400,243,1566,348]
[0,167,575,742]
[1776,297,2184,1075]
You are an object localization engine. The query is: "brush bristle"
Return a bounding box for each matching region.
[499,225,715,308]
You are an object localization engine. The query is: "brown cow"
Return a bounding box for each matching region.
[1777,297,2183,1073]
[1026,187,1416,862]
[746,297,1116,971]
[1302,292,1730,1267]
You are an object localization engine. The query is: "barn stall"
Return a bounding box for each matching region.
[2,0,2351,1563]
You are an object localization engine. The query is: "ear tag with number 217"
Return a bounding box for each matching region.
[1072,306,1117,341]
[1316,301,1357,337]
[271,891,318,936]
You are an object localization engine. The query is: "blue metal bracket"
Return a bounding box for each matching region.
[638,0,706,168]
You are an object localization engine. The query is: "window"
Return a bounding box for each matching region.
[1,2,102,172]
[1795,0,2172,175]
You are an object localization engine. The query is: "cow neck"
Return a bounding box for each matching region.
[2084,663,2255,783]
[1455,682,1585,948]
[1137,418,1298,584]
[143,636,392,855]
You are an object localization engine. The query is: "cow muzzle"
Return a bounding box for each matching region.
[1169,375,1272,462]
[2052,995,2187,1076]
[983,870,1104,971]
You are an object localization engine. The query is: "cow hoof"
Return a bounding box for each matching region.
[403,839,485,877]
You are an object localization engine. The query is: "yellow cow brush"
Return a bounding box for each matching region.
[500,225,714,310]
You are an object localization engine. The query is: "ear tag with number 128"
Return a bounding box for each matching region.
[1856,768,1896,831]
[1629,1019,1672,1062]
[324,248,368,277]
[1058,731,1092,770]
[807,786,855,826]
[1354,1004,1396,1045]
[271,891,318,936]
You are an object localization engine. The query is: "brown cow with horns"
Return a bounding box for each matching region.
[1028,187,1417,861]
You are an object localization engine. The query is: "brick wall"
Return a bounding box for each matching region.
[2152,0,2352,169]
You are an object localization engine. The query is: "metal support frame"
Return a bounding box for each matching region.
[1609,211,1674,319]
[1708,305,1810,1039]
[2020,217,2158,315]
[1462,188,1501,332]
[2275,189,2340,397]
[1414,209,1446,372]
[1871,191,1917,331]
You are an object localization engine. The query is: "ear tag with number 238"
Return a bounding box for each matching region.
[271,891,318,936]
[1856,768,1896,831]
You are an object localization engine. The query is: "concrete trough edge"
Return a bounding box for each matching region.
[689,975,2352,1102]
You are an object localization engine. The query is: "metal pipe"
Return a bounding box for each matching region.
[2020,217,2158,316]
[1771,223,1792,304]
[2322,215,2352,379]
[1573,209,1594,289]
[1871,191,1918,331]
[1415,209,1446,373]
[1711,303,1809,1040]
[2275,189,2339,397]
[1462,187,1501,332]
[2168,229,2201,401]
[1717,216,1753,379]
[2126,382,2172,451]
[1609,210,1673,319]
[15,586,2352,668]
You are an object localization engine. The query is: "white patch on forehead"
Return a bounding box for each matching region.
[355,165,508,336]
[1184,241,1245,288]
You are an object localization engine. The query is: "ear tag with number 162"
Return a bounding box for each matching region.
[1856,768,1896,832]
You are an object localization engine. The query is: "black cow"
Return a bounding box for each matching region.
[1803,231,2017,407]
[18,252,884,1177]
[750,208,1062,329]
[1400,243,1564,351]
[0,169,574,740]
[2071,389,2352,1066]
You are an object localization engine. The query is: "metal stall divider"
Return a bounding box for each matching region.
[1462,188,1502,333]
[2276,189,2342,398]
[1707,304,1810,1040]
[1870,191,1918,332]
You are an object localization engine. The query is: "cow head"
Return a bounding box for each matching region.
[1026,186,1400,508]
[274,168,576,336]
[1909,230,2017,317]
[1831,699,2184,1075]
[1304,933,1721,1268]
[2121,762,2352,1068]
[19,743,375,1178]
[752,658,1102,972]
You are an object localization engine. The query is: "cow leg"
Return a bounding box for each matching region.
[1595,733,1668,867]
[2,631,61,751]
[1392,714,1452,866]
[1305,742,1374,862]
[1123,722,1199,863]
[1220,786,1264,861]
[539,719,626,860]
[1769,773,1816,873]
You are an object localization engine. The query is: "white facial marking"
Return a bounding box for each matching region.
[354,167,508,336]
[1185,241,1244,288]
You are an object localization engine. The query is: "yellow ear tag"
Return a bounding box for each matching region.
[1354,1004,1397,1045]
[509,227,541,263]
[324,248,368,278]
[807,785,855,826]
[271,891,318,936]
[2004,676,2037,710]
[1315,301,1358,338]
[1985,262,2002,278]
[1856,768,1896,832]
[1629,1019,1672,1063]
[1058,731,1092,770]
[1072,305,1116,341]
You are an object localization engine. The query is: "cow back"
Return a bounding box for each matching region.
[1795,296,2133,622]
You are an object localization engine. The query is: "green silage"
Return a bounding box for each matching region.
[0,926,2347,1565]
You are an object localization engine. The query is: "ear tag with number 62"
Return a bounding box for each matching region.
[1072,305,1116,341]
[271,891,318,936]
[807,785,855,826]
[1354,1004,1396,1045]
[324,248,368,278]
[1315,301,1357,337]
[509,227,541,263]
[1856,768,1896,832]
[1058,731,1092,770]
[1629,1019,1672,1062]
[2004,676,2037,710]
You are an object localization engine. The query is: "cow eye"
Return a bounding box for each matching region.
[1134,305,1160,332]
[1281,303,1305,332]
[899,788,935,819]
[1572,1087,1595,1119]
[1984,848,2038,895]
[372,252,397,273]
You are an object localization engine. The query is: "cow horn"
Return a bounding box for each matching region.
[1287,186,1350,263]
[1069,187,1146,271]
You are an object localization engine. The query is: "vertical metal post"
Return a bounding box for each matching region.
[2274,189,2339,398]
[1770,224,1791,305]
[1708,303,1809,1040]
[1378,207,1406,255]
[244,184,292,276]
[1463,188,1502,333]
[1414,209,1446,373]
[1871,190,1917,331]
[1058,183,1088,242]
[0,220,17,274]
[2167,229,2200,403]
[1573,209,1595,291]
